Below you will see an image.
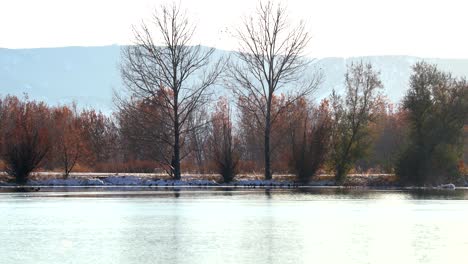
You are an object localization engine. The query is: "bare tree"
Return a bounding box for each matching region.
[186,106,209,173]
[79,109,119,167]
[226,1,321,180]
[119,3,223,179]
[117,94,173,174]
[51,106,89,178]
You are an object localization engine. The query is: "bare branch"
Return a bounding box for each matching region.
[118,3,224,179]
[225,0,321,179]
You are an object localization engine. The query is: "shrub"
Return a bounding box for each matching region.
[1,97,51,184]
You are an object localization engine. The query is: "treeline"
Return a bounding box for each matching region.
[1,1,467,186]
[0,98,118,184]
[0,60,466,185]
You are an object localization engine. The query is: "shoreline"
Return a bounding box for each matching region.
[1,185,466,189]
[0,174,465,191]
[0,182,465,192]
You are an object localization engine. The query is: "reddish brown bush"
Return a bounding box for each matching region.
[207,98,240,183]
[95,160,160,173]
[0,96,52,184]
[287,98,333,183]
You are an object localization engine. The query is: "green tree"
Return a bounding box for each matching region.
[329,62,383,184]
[396,62,468,185]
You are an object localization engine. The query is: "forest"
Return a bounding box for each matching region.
[0,2,467,186]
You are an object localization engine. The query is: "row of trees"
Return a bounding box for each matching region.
[119,1,322,181]
[1,1,467,185]
[116,1,467,185]
[0,97,118,184]
[1,60,465,185]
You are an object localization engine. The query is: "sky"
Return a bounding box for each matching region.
[0,0,467,58]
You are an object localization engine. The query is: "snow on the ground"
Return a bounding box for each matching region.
[28,178,88,186]
[232,180,295,187]
[10,176,296,187]
[437,183,456,190]
[0,181,15,186]
[102,176,146,186]
[1,175,464,188]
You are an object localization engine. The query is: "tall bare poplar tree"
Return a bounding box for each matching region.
[120,3,223,179]
[227,1,321,180]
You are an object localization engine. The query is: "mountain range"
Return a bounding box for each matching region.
[1,45,468,113]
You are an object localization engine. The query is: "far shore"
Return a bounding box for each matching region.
[0,172,466,189]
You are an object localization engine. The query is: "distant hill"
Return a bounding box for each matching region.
[0,45,122,113]
[1,45,467,113]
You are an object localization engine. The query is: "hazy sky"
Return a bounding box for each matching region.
[1,0,467,58]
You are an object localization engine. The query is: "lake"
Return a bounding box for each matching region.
[1,188,467,264]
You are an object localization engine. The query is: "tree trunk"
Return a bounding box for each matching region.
[335,165,346,185]
[63,148,70,178]
[264,98,272,180]
[173,107,181,180]
[193,133,204,174]
[173,139,181,180]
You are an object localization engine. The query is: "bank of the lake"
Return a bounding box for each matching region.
[1,172,466,190]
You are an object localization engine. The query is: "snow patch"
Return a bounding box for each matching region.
[86,178,105,186]
[437,183,456,190]
[102,176,143,186]
[145,179,218,186]
[232,180,295,187]
[29,178,85,186]
[11,176,317,187]
[0,181,14,186]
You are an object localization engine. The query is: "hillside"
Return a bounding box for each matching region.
[1,45,467,112]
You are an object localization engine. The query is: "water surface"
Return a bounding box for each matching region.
[1,188,467,264]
